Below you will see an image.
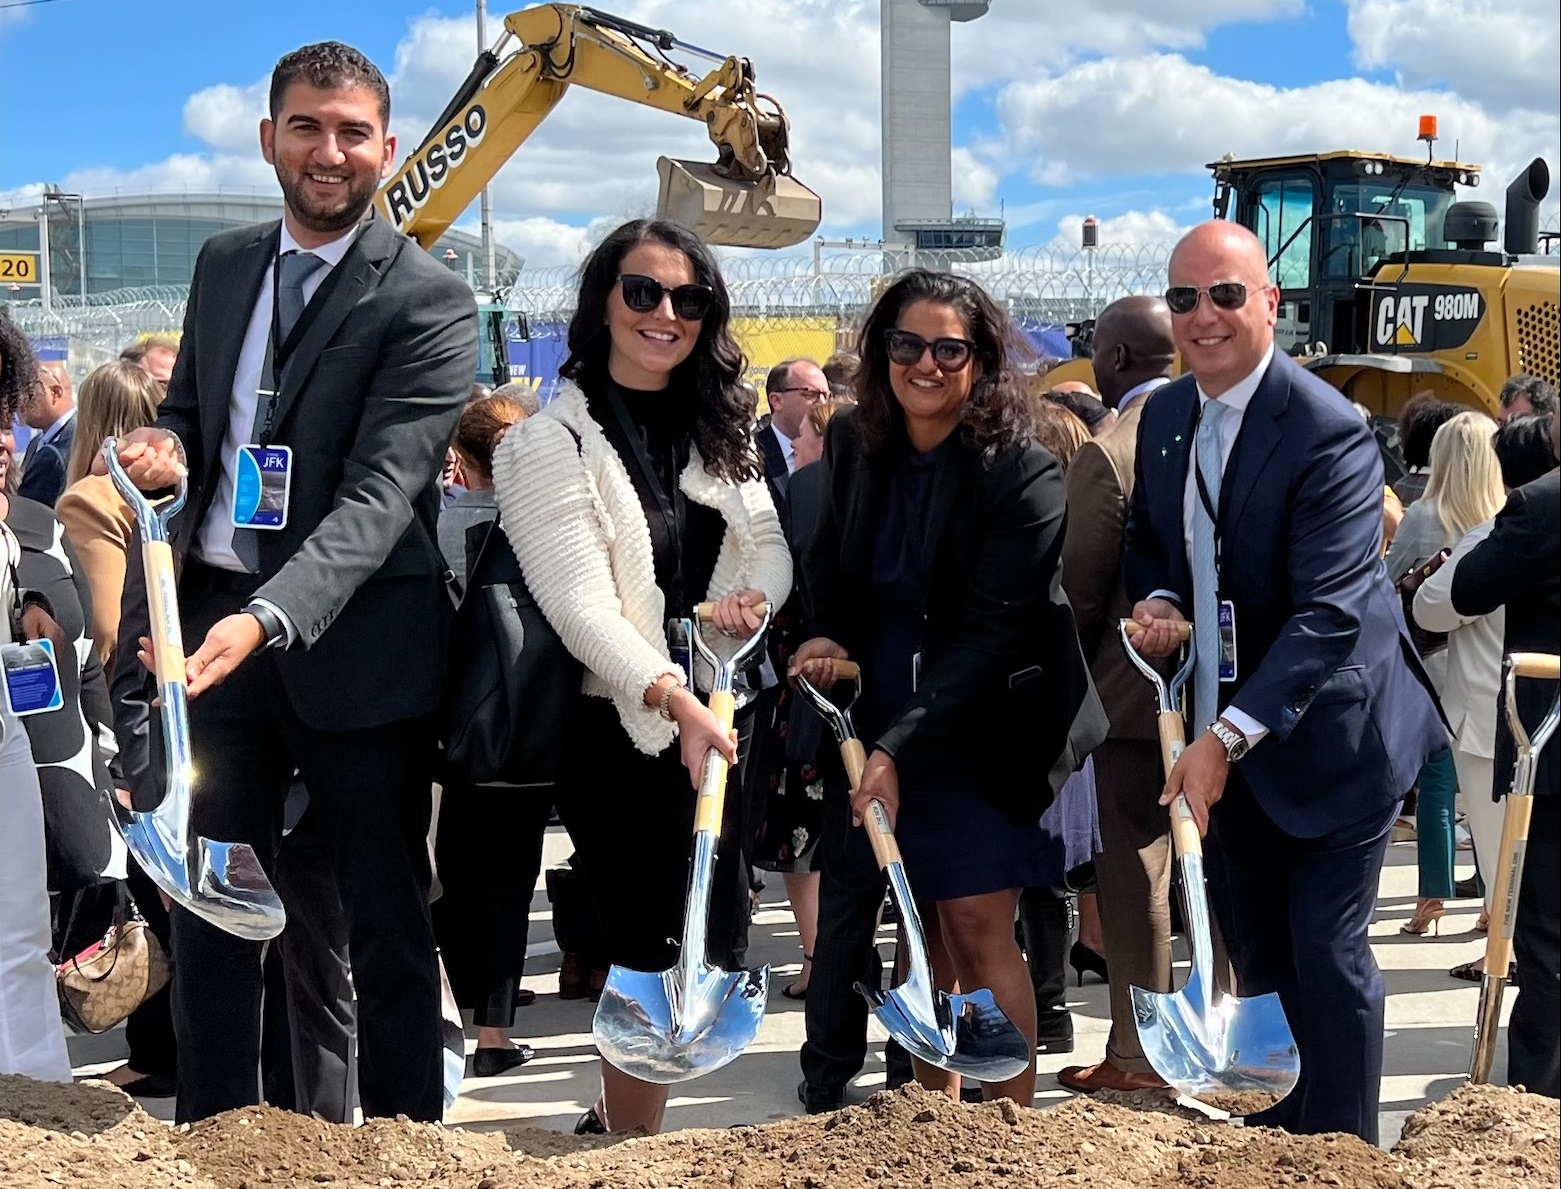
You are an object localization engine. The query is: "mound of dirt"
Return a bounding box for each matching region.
[1,1073,1554,1189]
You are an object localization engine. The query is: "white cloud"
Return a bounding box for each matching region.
[951,146,999,211]
[996,53,1559,195]
[1346,0,1559,114]
[1045,208,1190,249]
[183,80,269,154]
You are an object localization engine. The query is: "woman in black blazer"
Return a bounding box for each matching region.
[792,270,1106,1105]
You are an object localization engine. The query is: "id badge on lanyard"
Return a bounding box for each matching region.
[1194,434,1237,683]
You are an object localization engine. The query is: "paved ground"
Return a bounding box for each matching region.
[70,825,1511,1148]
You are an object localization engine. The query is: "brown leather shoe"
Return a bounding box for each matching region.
[558,952,591,1000]
[1057,1061,1169,1094]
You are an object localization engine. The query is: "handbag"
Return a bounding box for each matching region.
[1397,547,1451,659]
[441,513,583,786]
[54,886,170,1035]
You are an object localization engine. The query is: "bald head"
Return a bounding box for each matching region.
[1165,220,1278,398]
[1047,380,1097,397]
[1092,295,1175,409]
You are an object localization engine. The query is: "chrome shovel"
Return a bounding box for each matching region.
[795,661,1030,1084]
[1118,619,1300,1108]
[1469,651,1559,1083]
[592,602,772,1083]
[103,438,287,942]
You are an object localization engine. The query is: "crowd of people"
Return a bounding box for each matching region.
[0,38,1556,1150]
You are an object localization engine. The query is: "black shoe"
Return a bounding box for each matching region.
[959,1084,985,1104]
[574,1106,607,1135]
[117,1073,176,1098]
[472,1045,535,1078]
[1454,875,1483,900]
[1070,942,1108,986]
[1035,1017,1075,1055]
[797,1079,844,1114]
[884,1038,914,1089]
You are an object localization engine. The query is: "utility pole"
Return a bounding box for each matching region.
[477,0,497,296]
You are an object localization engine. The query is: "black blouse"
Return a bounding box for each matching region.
[589,380,725,616]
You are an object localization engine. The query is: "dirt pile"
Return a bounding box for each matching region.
[1,1075,1554,1189]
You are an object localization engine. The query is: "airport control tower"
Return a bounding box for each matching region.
[881,0,1004,258]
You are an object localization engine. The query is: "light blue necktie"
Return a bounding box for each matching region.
[1192,398,1233,734]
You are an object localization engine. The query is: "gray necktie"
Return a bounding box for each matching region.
[234,250,325,571]
[1192,398,1233,735]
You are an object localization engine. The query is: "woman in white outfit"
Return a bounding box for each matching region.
[1415,413,1561,981]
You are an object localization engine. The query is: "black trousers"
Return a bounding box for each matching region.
[1206,773,1397,1145]
[168,586,441,1124]
[1511,794,1559,1098]
[800,779,885,1092]
[432,781,552,1027]
[260,797,357,1123]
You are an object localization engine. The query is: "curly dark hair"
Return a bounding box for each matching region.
[560,219,759,484]
[270,42,390,128]
[1398,396,1462,469]
[0,308,39,428]
[852,269,1035,464]
[1493,414,1557,489]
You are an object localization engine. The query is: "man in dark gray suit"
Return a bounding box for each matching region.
[107,42,478,1123]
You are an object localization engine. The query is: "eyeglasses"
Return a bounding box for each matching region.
[617,273,715,321]
[771,386,829,401]
[884,329,975,373]
[1163,282,1250,316]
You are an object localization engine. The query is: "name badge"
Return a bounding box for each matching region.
[3,638,64,717]
[1217,600,1238,683]
[233,444,292,530]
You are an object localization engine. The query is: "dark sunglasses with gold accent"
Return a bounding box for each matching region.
[884,328,976,373]
[1163,282,1250,316]
[617,273,715,320]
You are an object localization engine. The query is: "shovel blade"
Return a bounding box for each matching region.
[862,984,1031,1084]
[1131,983,1300,1106]
[594,961,769,1084]
[118,811,286,942]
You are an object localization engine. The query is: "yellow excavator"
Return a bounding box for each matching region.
[373,4,822,383]
[1050,122,1559,420]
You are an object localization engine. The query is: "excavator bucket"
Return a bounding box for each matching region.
[656,157,821,249]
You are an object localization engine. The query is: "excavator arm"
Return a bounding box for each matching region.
[375,4,821,255]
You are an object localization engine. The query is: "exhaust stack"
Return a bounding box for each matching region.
[1503,157,1551,255]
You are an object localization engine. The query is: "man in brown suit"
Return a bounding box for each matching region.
[1057,296,1178,1092]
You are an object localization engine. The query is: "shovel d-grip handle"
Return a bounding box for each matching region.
[1122,617,1192,643]
[693,690,737,836]
[1510,652,1560,680]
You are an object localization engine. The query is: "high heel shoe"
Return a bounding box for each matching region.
[1401,898,1445,936]
[782,953,813,1000]
[1069,941,1108,986]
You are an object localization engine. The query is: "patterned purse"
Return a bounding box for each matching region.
[55,889,171,1035]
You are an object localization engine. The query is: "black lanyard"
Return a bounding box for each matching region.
[253,247,351,445]
[604,387,690,612]
[1192,400,1235,592]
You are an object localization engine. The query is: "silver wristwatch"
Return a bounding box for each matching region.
[1210,718,1250,763]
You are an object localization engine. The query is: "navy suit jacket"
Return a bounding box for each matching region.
[18,417,75,508]
[1122,351,1444,838]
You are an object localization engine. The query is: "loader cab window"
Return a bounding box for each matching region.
[1251,176,1315,291]
[1323,182,1454,277]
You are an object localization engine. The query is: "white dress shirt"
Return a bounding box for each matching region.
[194,221,360,572]
[1158,344,1275,745]
[1117,375,1169,413]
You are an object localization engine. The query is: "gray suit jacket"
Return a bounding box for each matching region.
[112,216,478,798]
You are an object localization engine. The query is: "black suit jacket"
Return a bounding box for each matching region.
[1122,352,1445,838]
[1451,468,1560,797]
[804,411,1107,823]
[18,416,75,508]
[756,424,790,497]
[112,217,478,799]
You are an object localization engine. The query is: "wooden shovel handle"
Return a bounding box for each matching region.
[692,690,736,835]
[1484,793,1536,974]
[840,737,902,870]
[1510,653,1560,680]
[142,541,186,688]
[695,600,773,621]
[1121,617,1192,642]
[1155,708,1202,859]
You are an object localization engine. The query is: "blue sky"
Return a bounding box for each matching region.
[1,0,1555,267]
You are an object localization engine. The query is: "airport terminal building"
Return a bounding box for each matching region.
[0,191,521,300]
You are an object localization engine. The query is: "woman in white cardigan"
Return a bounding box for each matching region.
[492,220,790,1136]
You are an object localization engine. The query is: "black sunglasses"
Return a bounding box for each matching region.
[1164,282,1249,316]
[884,328,975,373]
[617,273,715,321]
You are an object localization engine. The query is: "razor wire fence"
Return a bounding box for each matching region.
[6,245,1177,383]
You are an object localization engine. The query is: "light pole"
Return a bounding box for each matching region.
[477,0,497,296]
[42,186,88,303]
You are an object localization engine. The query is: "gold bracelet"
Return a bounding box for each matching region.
[657,676,685,721]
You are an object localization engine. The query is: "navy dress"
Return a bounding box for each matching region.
[856,442,1071,901]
